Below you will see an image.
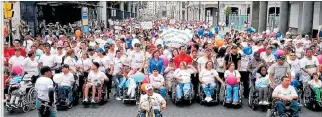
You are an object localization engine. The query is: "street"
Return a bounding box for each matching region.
[4,97,321,117]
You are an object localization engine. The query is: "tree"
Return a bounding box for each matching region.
[225,7,232,24]
[109,1,120,7]
[225,7,232,17]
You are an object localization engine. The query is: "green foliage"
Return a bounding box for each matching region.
[225,7,232,17]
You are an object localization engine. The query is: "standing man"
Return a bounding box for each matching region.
[35,66,56,117]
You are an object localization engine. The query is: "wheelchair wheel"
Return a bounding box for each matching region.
[198,84,204,104]
[171,82,177,104]
[73,85,79,105]
[122,88,128,104]
[102,85,109,103]
[27,87,36,110]
[303,85,312,108]
[22,101,30,113]
[248,88,257,110]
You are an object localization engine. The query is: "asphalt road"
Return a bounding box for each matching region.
[4,96,321,117]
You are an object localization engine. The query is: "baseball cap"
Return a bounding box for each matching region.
[145,84,153,91]
[96,48,105,53]
[277,55,286,60]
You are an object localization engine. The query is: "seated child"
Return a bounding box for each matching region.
[8,73,25,108]
[254,66,270,105]
[308,73,322,102]
[119,72,137,98]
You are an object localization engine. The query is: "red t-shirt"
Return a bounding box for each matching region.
[173,54,193,68]
[8,47,26,57]
[4,48,12,66]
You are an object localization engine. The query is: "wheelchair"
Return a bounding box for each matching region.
[121,82,142,105]
[55,75,80,109]
[248,78,271,110]
[198,82,220,105]
[266,99,299,117]
[222,83,243,108]
[171,79,194,105]
[6,82,36,113]
[303,85,322,111]
[82,79,109,105]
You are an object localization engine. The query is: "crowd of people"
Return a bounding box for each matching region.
[3,17,322,117]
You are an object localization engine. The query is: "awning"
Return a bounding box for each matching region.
[36,1,102,8]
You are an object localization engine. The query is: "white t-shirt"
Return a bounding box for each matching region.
[76,58,92,72]
[199,69,219,84]
[93,56,113,73]
[216,57,225,73]
[53,72,75,87]
[308,79,322,88]
[35,77,55,101]
[54,54,64,69]
[113,57,123,75]
[197,57,211,71]
[174,69,191,83]
[22,57,39,77]
[87,71,108,85]
[64,56,77,72]
[9,55,25,66]
[240,55,252,71]
[50,47,57,55]
[287,59,301,78]
[129,51,145,69]
[260,52,275,63]
[23,40,33,52]
[295,47,304,59]
[39,54,56,68]
[140,93,165,109]
[300,56,319,75]
[149,74,165,88]
[272,85,298,98]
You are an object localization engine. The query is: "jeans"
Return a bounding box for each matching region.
[176,83,192,98]
[313,87,322,101]
[140,109,161,117]
[154,86,167,99]
[36,99,56,117]
[201,83,215,97]
[226,84,239,102]
[59,86,73,103]
[275,100,299,117]
[256,87,268,101]
[112,75,121,97]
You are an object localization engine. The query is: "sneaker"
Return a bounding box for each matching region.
[204,97,209,102]
[11,104,18,108]
[259,101,263,105]
[232,101,238,105]
[116,97,121,101]
[226,99,231,103]
[83,98,88,102]
[91,100,96,103]
[263,101,269,105]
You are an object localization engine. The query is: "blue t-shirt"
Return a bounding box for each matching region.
[10,76,23,85]
[125,39,133,49]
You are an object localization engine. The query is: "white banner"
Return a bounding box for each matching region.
[140,21,153,29]
[161,28,194,48]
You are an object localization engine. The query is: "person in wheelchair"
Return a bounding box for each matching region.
[139,84,166,117]
[173,62,197,100]
[53,64,75,105]
[7,73,28,108]
[149,68,166,99]
[224,62,241,105]
[253,64,270,105]
[83,62,108,103]
[119,71,137,99]
[308,73,322,102]
[272,76,299,117]
[199,61,225,102]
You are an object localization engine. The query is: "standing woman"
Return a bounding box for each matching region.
[63,49,78,74]
[22,51,40,83]
[77,52,92,97]
[198,49,214,72]
[148,50,165,75]
[54,46,64,73]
